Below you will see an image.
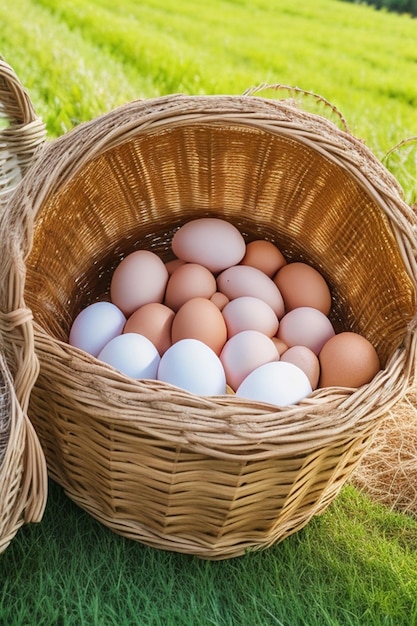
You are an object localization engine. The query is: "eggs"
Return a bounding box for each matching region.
[171,297,227,356]
[222,296,279,338]
[98,333,160,379]
[236,361,312,406]
[172,217,246,273]
[68,216,382,406]
[217,265,285,319]
[157,339,226,395]
[69,301,126,357]
[318,332,381,388]
[274,262,332,315]
[277,307,335,355]
[123,302,174,356]
[110,250,169,316]
[220,330,280,391]
[164,263,216,311]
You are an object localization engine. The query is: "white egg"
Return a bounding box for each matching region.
[69,301,126,357]
[157,338,226,396]
[97,333,160,379]
[236,361,312,407]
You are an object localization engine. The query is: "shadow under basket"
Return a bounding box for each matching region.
[5,93,417,559]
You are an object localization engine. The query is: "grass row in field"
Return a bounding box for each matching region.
[2,0,417,202]
[2,0,417,150]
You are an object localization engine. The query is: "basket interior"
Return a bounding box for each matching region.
[25,121,416,367]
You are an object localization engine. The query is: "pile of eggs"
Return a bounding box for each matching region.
[69,217,381,407]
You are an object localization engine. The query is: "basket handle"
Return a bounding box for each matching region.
[243,83,351,134]
[0,58,46,196]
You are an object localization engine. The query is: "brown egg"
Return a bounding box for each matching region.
[271,337,289,356]
[164,263,217,312]
[280,345,320,390]
[210,292,230,311]
[171,297,228,356]
[318,331,381,388]
[273,262,332,315]
[123,302,175,355]
[165,258,186,275]
[240,240,287,277]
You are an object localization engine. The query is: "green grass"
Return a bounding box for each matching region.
[1,0,417,149]
[1,481,416,626]
[1,0,417,624]
[2,0,417,201]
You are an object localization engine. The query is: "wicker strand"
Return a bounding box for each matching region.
[0,59,47,554]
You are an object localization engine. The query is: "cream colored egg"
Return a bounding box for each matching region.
[277,306,335,355]
[222,296,279,338]
[217,265,285,319]
[110,250,169,316]
[220,329,280,391]
[172,218,246,273]
[280,345,320,390]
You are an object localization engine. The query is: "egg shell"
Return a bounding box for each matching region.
[220,329,280,391]
[222,296,279,338]
[280,345,320,390]
[171,296,228,356]
[157,338,226,396]
[123,302,175,355]
[210,292,230,311]
[236,361,312,407]
[271,337,289,356]
[318,331,381,388]
[97,333,160,380]
[164,263,217,311]
[165,258,186,275]
[273,262,332,315]
[110,250,169,316]
[277,306,335,355]
[171,218,246,273]
[69,301,126,357]
[217,265,285,319]
[240,240,287,277]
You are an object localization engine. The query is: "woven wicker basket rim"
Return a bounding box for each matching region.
[14,93,417,262]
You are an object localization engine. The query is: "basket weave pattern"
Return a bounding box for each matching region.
[3,87,417,558]
[0,59,47,553]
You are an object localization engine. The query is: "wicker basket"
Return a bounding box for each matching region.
[0,59,48,553]
[2,62,417,560]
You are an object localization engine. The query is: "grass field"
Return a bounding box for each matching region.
[1,0,417,624]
